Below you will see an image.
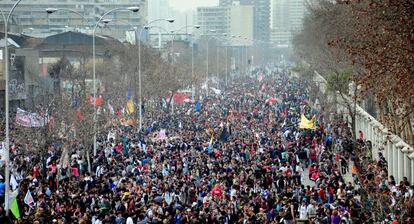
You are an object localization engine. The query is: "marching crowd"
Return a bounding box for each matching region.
[1,66,413,224]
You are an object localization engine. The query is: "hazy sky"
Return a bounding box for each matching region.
[169,0,219,11]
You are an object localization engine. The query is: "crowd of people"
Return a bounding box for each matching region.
[1,66,413,224]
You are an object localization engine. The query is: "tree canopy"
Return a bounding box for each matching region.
[293,0,414,144]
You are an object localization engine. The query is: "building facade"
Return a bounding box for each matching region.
[239,0,271,43]
[216,0,271,43]
[0,31,120,111]
[147,0,173,33]
[197,3,254,46]
[0,0,146,39]
[197,6,230,36]
[230,5,254,45]
[219,0,233,7]
[270,0,307,47]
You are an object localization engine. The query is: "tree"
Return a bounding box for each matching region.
[293,1,414,222]
[335,0,414,144]
[293,0,360,138]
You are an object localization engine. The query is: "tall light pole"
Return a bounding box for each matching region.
[225,44,228,88]
[215,33,227,89]
[243,37,247,76]
[216,42,219,86]
[190,28,204,100]
[139,18,174,130]
[170,25,200,64]
[206,32,214,97]
[92,6,140,156]
[168,25,201,100]
[231,35,243,76]
[100,19,139,45]
[170,30,175,64]
[45,8,90,29]
[205,30,224,96]
[3,0,23,216]
[45,6,93,172]
[145,25,169,49]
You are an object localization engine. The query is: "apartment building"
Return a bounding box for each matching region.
[0,0,146,39]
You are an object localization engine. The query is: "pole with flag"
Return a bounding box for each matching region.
[195,100,201,113]
[207,136,214,154]
[8,190,20,219]
[24,189,35,207]
[126,100,135,115]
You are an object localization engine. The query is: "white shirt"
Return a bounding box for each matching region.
[299,204,308,219]
[296,165,304,175]
[126,217,134,224]
[164,192,174,205]
[230,189,237,198]
[307,204,317,216]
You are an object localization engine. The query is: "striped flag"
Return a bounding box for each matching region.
[24,190,35,206]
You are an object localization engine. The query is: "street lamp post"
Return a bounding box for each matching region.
[170,25,200,64]
[215,33,228,89]
[46,8,90,29]
[243,46,247,76]
[92,6,140,156]
[216,43,219,88]
[168,25,200,100]
[206,37,209,96]
[138,18,174,130]
[145,25,169,49]
[99,19,141,46]
[225,45,228,87]
[206,35,213,97]
[3,0,23,216]
[205,31,228,96]
[191,34,196,100]
[232,35,243,76]
[45,6,93,172]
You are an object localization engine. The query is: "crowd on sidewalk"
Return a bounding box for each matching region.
[0,66,413,224]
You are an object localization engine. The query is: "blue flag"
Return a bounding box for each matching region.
[195,100,201,113]
[208,144,213,154]
[71,97,79,108]
[127,87,133,100]
[207,136,213,154]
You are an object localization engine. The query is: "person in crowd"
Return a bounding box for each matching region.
[1,66,411,224]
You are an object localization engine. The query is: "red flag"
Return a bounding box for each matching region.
[167,92,190,104]
[87,95,104,106]
[96,96,104,106]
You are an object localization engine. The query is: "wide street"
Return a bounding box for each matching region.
[1,1,413,224]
